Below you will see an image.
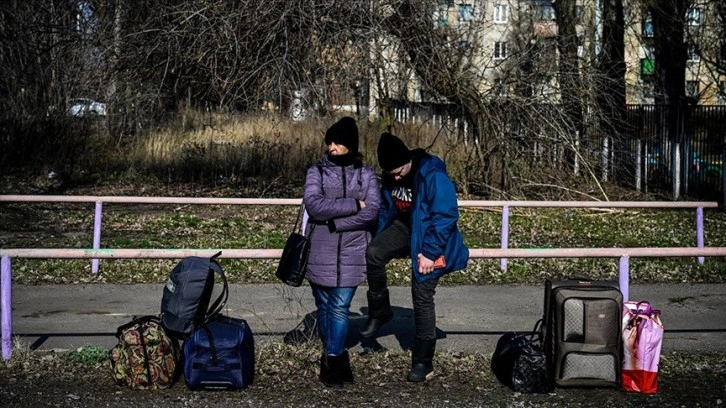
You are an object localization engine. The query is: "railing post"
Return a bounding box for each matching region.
[2,256,12,360]
[635,140,642,191]
[601,136,609,181]
[91,201,103,274]
[696,207,705,265]
[500,205,509,272]
[619,255,629,302]
[672,142,681,200]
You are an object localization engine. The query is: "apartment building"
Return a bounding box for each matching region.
[625,0,726,105]
[369,0,725,110]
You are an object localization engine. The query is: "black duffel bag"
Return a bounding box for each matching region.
[490,319,553,393]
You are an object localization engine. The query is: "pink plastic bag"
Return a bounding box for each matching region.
[621,301,664,394]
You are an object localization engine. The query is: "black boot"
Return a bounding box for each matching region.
[407,339,436,382]
[359,290,393,338]
[319,354,344,387]
[340,350,354,384]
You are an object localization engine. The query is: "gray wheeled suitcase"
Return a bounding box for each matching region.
[543,278,623,388]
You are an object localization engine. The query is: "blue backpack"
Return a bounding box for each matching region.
[160,252,228,339]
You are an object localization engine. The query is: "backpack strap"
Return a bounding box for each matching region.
[201,324,219,365]
[205,251,228,321]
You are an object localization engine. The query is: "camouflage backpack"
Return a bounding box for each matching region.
[109,315,181,389]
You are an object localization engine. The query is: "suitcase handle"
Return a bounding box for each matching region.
[567,276,593,284]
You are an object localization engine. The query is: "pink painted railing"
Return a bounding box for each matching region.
[1,195,718,272]
[0,195,723,360]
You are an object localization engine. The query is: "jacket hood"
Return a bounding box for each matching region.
[411,148,445,178]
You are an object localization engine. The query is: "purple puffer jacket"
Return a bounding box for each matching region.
[303,156,380,288]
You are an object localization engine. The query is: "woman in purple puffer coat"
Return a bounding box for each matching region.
[303,116,380,387]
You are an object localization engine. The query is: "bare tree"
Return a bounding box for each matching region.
[87,1,373,133]
[368,0,628,198]
[2,0,634,198]
[684,0,726,100]
[0,0,104,172]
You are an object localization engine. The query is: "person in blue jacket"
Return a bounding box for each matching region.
[359,132,469,382]
[303,117,381,387]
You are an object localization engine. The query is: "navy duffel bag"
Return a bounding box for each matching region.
[183,314,255,390]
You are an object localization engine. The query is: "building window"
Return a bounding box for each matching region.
[686,81,700,98]
[687,44,700,62]
[642,11,654,37]
[435,3,450,27]
[494,4,509,23]
[575,6,584,23]
[640,58,655,75]
[719,81,726,104]
[458,3,474,21]
[686,7,702,26]
[577,36,585,58]
[641,44,655,75]
[642,76,656,98]
[535,80,555,97]
[533,0,555,21]
[644,43,655,58]
[493,78,508,96]
[494,41,507,59]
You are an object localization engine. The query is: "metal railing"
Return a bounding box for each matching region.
[1,195,719,272]
[1,195,723,360]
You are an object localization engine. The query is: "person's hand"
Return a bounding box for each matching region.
[417,253,435,274]
[623,318,640,370]
[625,321,638,347]
[358,200,366,209]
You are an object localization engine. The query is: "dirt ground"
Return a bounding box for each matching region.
[1,347,725,408]
[2,177,725,407]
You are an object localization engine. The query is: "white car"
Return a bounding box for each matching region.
[68,98,107,117]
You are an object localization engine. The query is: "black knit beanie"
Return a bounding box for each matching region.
[377,132,410,171]
[325,117,359,153]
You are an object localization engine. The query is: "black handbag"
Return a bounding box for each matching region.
[491,319,553,393]
[275,204,314,287]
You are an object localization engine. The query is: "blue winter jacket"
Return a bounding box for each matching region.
[303,156,381,288]
[377,150,469,282]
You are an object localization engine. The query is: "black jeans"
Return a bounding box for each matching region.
[366,220,440,341]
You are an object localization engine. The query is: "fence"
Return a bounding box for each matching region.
[1,195,724,360]
[622,105,726,201]
[389,100,726,202]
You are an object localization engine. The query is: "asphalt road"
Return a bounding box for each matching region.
[7,283,726,356]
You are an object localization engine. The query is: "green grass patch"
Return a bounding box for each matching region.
[69,346,109,366]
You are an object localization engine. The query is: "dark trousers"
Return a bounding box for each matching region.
[366,220,439,341]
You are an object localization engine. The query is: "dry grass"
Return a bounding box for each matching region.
[5,111,479,196]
